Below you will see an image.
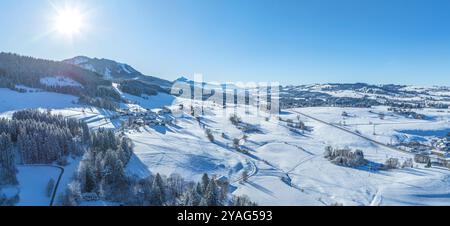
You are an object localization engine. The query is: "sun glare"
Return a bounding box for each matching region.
[54,8,85,36]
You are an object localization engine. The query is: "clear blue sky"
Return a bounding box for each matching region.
[1,0,450,85]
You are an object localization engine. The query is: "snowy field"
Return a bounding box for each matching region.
[0,88,78,113]
[230,107,450,206]
[15,166,61,206]
[296,106,450,145]
[0,161,80,206]
[125,115,253,182]
[1,85,450,206]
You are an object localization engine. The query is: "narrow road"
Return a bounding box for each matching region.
[49,165,65,206]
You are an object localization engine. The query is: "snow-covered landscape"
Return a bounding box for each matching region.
[4,5,450,226]
[1,56,449,206]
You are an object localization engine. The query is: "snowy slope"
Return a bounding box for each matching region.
[126,116,252,181]
[113,83,176,110]
[0,87,79,113]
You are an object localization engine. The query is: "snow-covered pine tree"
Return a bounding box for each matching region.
[78,161,97,193]
[201,173,210,193]
[0,133,17,185]
[151,173,166,206]
[200,179,219,206]
[183,187,201,206]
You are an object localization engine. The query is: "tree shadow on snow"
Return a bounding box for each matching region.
[150,125,174,135]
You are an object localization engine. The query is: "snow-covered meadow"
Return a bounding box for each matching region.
[297,106,450,145]
[14,166,61,206]
[0,87,78,113]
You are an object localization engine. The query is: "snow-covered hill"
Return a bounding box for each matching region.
[63,56,172,88]
[63,56,141,80]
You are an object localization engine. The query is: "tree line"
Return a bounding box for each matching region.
[0,53,122,111]
[0,109,90,166]
[0,109,91,187]
[0,53,109,97]
[118,80,167,97]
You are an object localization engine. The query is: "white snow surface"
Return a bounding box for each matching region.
[0,87,79,113]
[15,166,61,206]
[113,83,176,110]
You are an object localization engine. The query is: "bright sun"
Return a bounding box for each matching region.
[54,8,84,36]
